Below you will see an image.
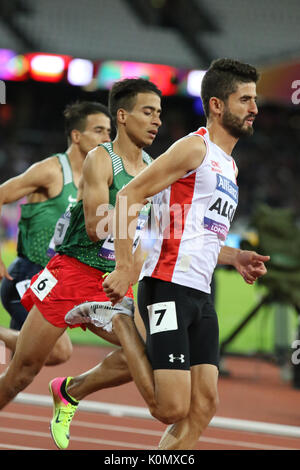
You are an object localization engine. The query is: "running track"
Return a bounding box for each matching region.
[0,344,300,451]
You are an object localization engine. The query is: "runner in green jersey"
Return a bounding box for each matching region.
[57,142,152,272]
[0,101,111,365]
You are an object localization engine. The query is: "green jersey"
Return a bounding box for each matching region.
[17,153,77,267]
[57,142,152,272]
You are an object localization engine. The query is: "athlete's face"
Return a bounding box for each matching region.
[222,82,258,138]
[78,113,111,155]
[123,92,162,147]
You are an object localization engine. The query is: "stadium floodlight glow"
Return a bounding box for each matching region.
[187,70,206,97]
[0,49,29,81]
[28,53,70,82]
[97,60,179,95]
[0,49,16,79]
[68,58,94,86]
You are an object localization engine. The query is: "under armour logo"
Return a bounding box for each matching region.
[169,354,185,363]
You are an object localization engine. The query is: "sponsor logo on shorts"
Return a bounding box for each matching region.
[169,354,185,363]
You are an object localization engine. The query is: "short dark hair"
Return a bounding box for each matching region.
[108,78,162,124]
[201,58,260,117]
[63,101,111,138]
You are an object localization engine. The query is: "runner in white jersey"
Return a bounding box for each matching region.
[103,58,270,450]
[141,126,239,294]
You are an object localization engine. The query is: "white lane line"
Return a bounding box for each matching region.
[0,426,156,450]
[0,411,298,450]
[1,411,162,436]
[13,392,300,438]
[0,443,47,450]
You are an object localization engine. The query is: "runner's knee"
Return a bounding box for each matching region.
[151,399,189,425]
[45,336,73,365]
[10,355,43,392]
[192,387,219,420]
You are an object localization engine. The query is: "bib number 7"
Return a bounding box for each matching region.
[147,301,178,335]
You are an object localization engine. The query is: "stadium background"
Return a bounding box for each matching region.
[0,0,300,450]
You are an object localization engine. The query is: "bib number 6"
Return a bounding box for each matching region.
[147,301,178,335]
[30,268,58,301]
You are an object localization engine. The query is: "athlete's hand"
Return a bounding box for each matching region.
[0,258,13,281]
[233,250,270,284]
[103,269,131,305]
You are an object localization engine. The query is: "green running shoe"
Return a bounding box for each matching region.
[49,376,79,449]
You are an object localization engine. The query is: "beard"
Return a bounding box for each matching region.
[222,108,255,138]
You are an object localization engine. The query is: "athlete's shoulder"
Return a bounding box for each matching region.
[157,134,206,175]
[184,134,207,151]
[86,143,112,162]
[169,133,206,161]
[83,144,113,182]
[24,155,61,182]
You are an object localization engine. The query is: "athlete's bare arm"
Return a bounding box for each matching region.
[81,146,113,242]
[121,136,206,208]
[0,157,63,280]
[132,244,146,285]
[218,246,270,284]
[0,157,62,206]
[103,136,206,303]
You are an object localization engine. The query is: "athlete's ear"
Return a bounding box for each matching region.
[116,108,127,125]
[209,97,224,117]
[70,129,81,144]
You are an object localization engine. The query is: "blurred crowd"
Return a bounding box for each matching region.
[0,80,299,241]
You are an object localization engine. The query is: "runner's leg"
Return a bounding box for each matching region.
[0,305,66,409]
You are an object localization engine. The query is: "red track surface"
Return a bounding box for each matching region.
[1,344,300,451]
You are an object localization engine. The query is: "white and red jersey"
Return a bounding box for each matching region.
[140,127,239,294]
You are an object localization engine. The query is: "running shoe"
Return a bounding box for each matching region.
[64,297,134,332]
[49,376,79,450]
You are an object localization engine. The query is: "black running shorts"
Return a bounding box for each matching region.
[137,277,219,371]
[0,256,43,330]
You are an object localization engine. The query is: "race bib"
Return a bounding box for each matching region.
[47,210,72,258]
[147,301,178,335]
[53,210,72,246]
[30,268,58,301]
[15,279,31,298]
[98,233,115,261]
[98,204,150,261]
[204,174,238,241]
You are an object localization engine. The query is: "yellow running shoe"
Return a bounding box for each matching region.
[49,376,79,450]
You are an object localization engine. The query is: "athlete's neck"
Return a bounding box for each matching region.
[66,145,85,186]
[112,132,144,163]
[206,122,238,156]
